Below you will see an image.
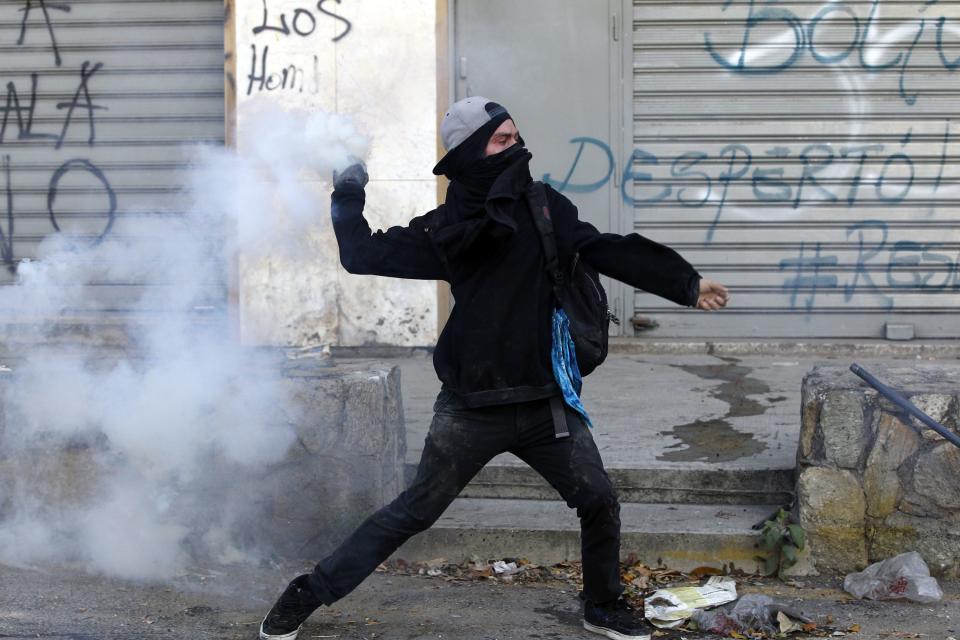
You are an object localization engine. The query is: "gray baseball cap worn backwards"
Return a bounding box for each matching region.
[432,96,511,176]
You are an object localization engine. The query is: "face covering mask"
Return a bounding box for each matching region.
[456,143,529,191]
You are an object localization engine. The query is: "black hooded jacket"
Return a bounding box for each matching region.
[331,155,701,407]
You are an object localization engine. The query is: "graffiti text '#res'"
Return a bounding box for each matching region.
[779,222,960,312]
[704,0,960,106]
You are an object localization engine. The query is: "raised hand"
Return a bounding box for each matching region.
[333,159,368,190]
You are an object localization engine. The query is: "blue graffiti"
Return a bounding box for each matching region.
[807,4,860,65]
[703,0,957,105]
[705,0,806,73]
[543,134,957,312]
[778,241,839,312]
[711,144,751,241]
[794,144,839,210]
[900,19,926,106]
[621,148,671,207]
[545,122,939,241]
[775,220,960,311]
[541,137,613,193]
[844,221,893,309]
[672,151,711,208]
[858,0,904,71]
[937,16,960,69]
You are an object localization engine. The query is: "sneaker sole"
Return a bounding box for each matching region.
[259,620,302,640]
[582,620,651,640]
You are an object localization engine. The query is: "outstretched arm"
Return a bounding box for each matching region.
[551,187,728,309]
[331,164,448,281]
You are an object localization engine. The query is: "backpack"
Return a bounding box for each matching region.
[524,182,619,376]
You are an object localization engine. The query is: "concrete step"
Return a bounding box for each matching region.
[394,498,775,572]
[404,463,795,505]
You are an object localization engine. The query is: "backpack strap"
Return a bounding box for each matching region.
[524,181,563,289]
[526,182,571,439]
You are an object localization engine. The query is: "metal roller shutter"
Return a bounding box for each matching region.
[630,0,960,339]
[0,0,225,313]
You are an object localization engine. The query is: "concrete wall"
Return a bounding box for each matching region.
[249,358,407,558]
[234,0,439,348]
[0,358,407,562]
[797,364,960,577]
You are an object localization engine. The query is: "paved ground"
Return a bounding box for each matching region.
[382,351,932,471]
[1,561,956,639]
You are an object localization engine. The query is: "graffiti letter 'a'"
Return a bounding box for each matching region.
[55,61,107,150]
[17,0,72,67]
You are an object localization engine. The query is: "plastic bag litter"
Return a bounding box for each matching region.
[691,594,813,636]
[492,560,520,576]
[644,576,737,628]
[843,551,943,603]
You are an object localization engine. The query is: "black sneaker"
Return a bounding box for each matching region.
[583,597,653,640]
[259,574,322,640]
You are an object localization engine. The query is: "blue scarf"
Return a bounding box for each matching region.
[551,308,593,428]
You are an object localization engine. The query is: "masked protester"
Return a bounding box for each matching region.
[259,97,730,640]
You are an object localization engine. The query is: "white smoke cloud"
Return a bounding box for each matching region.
[0,102,369,580]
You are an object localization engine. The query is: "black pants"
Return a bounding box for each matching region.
[306,389,624,605]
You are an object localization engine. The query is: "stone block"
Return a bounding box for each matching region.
[863,413,920,519]
[912,444,960,510]
[911,393,953,424]
[242,358,406,559]
[798,466,867,572]
[798,382,821,464]
[819,390,866,469]
[910,393,957,442]
[0,446,102,513]
[869,511,960,578]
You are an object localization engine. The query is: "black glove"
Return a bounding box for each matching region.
[333,160,368,190]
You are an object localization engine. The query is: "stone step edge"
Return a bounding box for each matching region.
[404,462,797,484]
[394,498,776,572]
[403,463,797,505]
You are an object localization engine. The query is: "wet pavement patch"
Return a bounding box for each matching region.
[658,357,770,463]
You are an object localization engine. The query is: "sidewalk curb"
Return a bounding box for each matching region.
[608,339,960,358]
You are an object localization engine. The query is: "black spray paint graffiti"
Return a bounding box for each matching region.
[247,46,321,95]
[0,1,115,268]
[48,158,117,240]
[54,61,106,149]
[253,0,351,41]
[1,63,107,148]
[247,0,353,96]
[1,156,15,265]
[17,0,70,67]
